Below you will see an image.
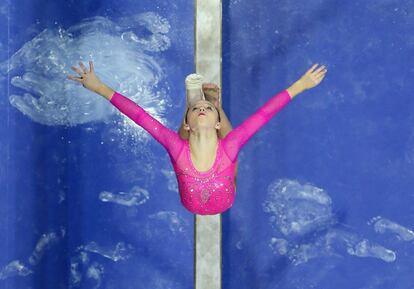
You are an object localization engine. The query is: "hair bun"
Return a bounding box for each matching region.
[185,73,205,106]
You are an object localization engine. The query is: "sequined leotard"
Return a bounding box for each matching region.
[109,89,292,215]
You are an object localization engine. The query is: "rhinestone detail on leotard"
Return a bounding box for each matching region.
[174,139,236,215]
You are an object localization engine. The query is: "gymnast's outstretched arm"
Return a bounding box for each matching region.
[221,63,328,162]
[67,61,184,160]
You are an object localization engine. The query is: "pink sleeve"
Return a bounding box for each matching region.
[109,91,184,161]
[222,89,292,162]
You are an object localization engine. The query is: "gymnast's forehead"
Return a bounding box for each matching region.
[191,100,215,108]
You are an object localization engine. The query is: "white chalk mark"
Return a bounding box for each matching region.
[347,239,396,263]
[0,12,171,131]
[148,211,189,234]
[28,227,66,265]
[79,241,135,262]
[269,238,289,255]
[99,185,149,207]
[86,262,105,289]
[262,178,336,237]
[263,179,401,265]
[0,260,33,280]
[70,251,89,287]
[369,216,414,241]
[160,169,178,192]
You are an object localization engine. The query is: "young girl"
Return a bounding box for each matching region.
[67,62,327,215]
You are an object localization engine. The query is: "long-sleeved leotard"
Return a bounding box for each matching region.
[109,89,292,215]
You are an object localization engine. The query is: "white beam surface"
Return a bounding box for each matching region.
[194,0,222,289]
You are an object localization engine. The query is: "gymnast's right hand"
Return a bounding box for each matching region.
[67,61,103,93]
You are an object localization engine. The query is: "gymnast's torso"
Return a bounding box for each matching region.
[173,139,238,215]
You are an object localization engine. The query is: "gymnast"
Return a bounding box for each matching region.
[67,61,327,215]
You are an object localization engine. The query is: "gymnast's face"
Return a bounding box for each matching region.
[185,100,221,132]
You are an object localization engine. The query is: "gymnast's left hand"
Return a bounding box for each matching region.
[297,63,327,90]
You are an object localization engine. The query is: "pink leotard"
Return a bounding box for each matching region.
[109,89,292,215]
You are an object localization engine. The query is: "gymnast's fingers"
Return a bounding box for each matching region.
[306,63,319,74]
[313,65,326,75]
[314,67,327,77]
[79,61,88,74]
[67,75,83,83]
[71,66,83,76]
[89,61,94,73]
